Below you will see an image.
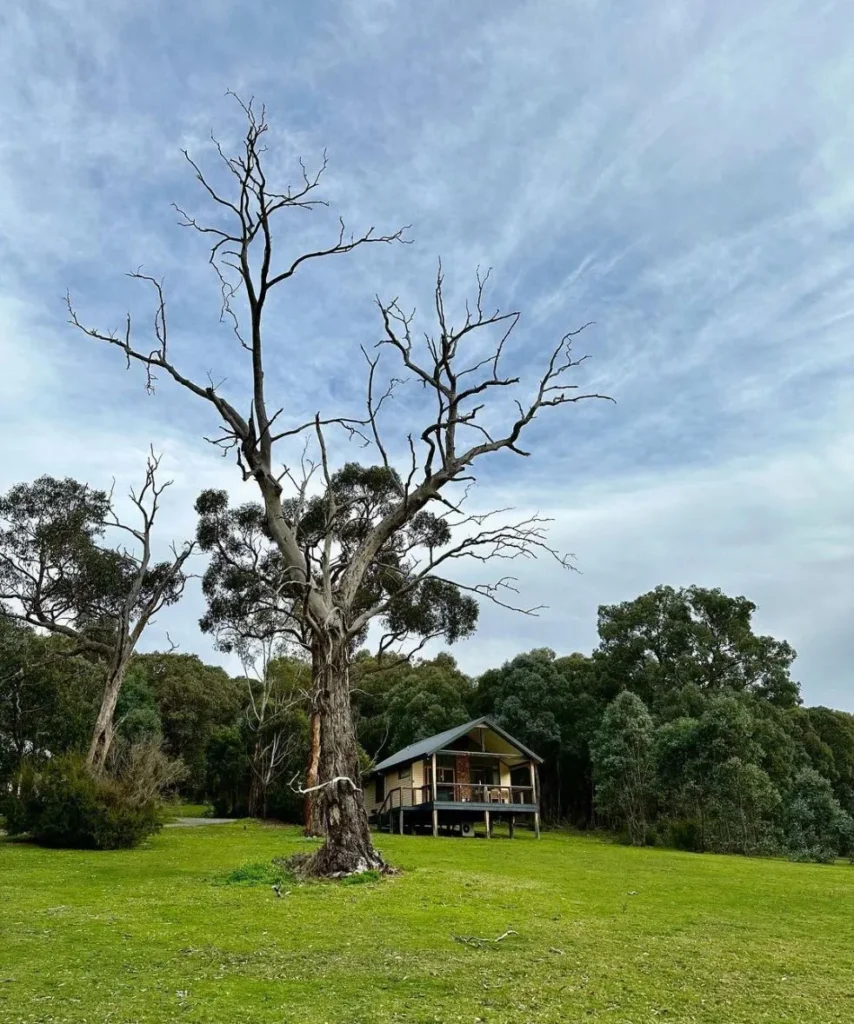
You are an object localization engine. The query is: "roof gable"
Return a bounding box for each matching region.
[371,716,542,774]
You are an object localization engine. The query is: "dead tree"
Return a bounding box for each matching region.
[237,638,308,820]
[67,96,610,874]
[0,451,194,767]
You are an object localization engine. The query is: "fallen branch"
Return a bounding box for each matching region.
[453,929,519,948]
[290,774,363,795]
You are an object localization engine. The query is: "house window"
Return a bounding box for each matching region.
[375,775,385,804]
[399,764,411,780]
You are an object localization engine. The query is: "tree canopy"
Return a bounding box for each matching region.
[2,485,850,866]
[0,457,193,765]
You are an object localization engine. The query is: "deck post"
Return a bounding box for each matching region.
[509,816,515,839]
[484,808,491,838]
[399,805,404,835]
[431,752,438,837]
[529,760,541,839]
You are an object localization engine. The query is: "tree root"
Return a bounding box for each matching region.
[283,845,397,880]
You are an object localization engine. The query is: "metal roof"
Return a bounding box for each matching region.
[370,716,542,774]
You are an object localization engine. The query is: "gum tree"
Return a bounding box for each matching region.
[194,464,479,834]
[68,97,609,875]
[0,454,193,767]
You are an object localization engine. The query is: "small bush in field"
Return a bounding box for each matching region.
[4,752,165,850]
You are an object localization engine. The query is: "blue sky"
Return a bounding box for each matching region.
[2,0,853,707]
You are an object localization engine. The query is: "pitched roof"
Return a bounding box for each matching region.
[371,716,542,774]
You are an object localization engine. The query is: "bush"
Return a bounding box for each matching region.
[3,752,164,850]
[110,740,188,804]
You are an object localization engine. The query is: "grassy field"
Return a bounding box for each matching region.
[2,824,853,1023]
[164,802,214,820]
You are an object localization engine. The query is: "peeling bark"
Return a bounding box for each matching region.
[87,658,129,768]
[302,635,384,876]
[304,709,323,836]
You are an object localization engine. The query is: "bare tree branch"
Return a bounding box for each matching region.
[68,93,611,874]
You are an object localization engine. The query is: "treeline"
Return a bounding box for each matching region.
[3,584,853,861]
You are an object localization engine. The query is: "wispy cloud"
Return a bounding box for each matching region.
[2,0,853,705]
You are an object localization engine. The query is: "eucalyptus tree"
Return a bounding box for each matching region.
[194,463,478,832]
[591,691,656,845]
[0,454,193,766]
[68,96,608,875]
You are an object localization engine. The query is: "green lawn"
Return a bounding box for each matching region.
[2,824,853,1023]
[164,802,213,820]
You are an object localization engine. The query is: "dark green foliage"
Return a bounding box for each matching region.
[194,466,477,657]
[469,585,854,862]
[658,816,704,852]
[0,477,186,646]
[352,652,473,757]
[783,768,854,863]
[4,573,854,863]
[194,490,290,655]
[4,753,162,850]
[703,758,782,855]
[127,653,242,796]
[595,585,800,712]
[383,577,477,647]
[204,725,251,818]
[198,657,311,822]
[0,619,101,784]
[591,691,656,845]
[0,470,193,769]
[116,665,162,744]
[650,699,784,854]
[475,648,604,823]
[791,707,854,815]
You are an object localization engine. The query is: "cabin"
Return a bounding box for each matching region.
[366,716,542,838]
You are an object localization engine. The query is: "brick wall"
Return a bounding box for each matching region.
[455,753,471,801]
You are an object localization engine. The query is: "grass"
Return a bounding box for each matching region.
[164,802,212,820]
[2,824,854,1023]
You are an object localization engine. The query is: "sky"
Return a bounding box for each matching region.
[1,0,853,708]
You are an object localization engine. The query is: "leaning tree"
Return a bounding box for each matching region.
[194,463,479,833]
[0,453,193,766]
[67,96,609,875]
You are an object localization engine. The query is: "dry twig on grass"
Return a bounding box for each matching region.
[452,929,519,948]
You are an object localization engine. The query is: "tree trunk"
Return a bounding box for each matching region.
[303,708,323,836]
[248,741,265,818]
[87,658,128,768]
[303,634,384,877]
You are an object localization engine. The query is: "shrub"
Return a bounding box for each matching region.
[3,752,164,850]
[110,740,188,804]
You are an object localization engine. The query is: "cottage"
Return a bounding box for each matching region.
[366,716,542,838]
